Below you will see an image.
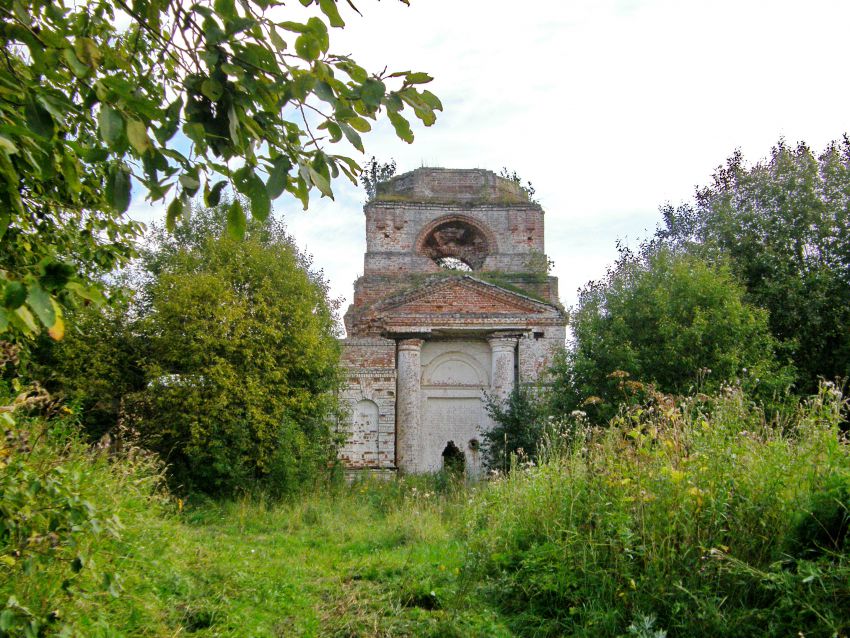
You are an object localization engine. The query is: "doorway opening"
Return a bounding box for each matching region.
[441,440,465,475]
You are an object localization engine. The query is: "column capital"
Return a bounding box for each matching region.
[487,334,519,351]
[398,338,425,352]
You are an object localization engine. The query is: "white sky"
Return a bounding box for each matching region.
[130,0,850,327]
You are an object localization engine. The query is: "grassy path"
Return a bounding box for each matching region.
[123,483,511,637]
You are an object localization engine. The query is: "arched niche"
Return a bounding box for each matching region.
[422,351,489,387]
[415,215,496,271]
[352,399,379,433]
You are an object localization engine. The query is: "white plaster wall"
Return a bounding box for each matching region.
[419,340,492,475]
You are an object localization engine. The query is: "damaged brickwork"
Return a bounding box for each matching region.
[339,168,567,476]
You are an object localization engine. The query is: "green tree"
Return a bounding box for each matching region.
[35,204,342,494]
[360,155,396,201]
[0,0,441,341]
[552,246,794,422]
[29,296,145,440]
[483,386,547,472]
[657,139,850,392]
[125,205,341,494]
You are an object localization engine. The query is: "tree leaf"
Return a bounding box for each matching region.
[226,199,246,239]
[0,135,17,154]
[156,98,183,144]
[106,164,132,213]
[3,281,26,309]
[201,78,224,101]
[41,260,74,290]
[278,21,309,33]
[405,72,433,84]
[166,197,183,231]
[295,33,321,61]
[74,37,101,68]
[26,281,56,328]
[65,282,107,305]
[179,174,200,190]
[308,167,333,199]
[206,180,227,207]
[347,116,371,133]
[61,154,82,193]
[269,28,287,51]
[360,79,385,108]
[14,306,38,333]
[249,184,271,221]
[62,47,90,78]
[214,0,236,19]
[47,299,64,340]
[319,0,345,27]
[325,122,342,143]
[387,111,413,143]
[99,107,124,147]
[127,119,151,154]
[420,90,443,111]
[266,156,291,199]
[305,17,329,51]
[339,123,363,152]
[234,167,271,221]
[25,97,55,139]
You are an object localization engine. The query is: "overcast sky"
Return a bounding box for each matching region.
[131,0,850,327]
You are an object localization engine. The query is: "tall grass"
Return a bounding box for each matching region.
[0,408,172,636]
[464,384,850,637]
[3,384,848,636]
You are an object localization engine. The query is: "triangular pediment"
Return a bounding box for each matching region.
[374,276,559,318]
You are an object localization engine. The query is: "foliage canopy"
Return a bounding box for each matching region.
[0,0,440,341]
[657,139,850,391]
[40,204,342,494]
[551,246,794,421]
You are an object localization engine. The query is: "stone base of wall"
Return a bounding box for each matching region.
[343,467,398,483]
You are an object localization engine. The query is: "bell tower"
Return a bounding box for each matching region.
[338,168,567,476]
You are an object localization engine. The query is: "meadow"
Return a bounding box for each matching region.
[2,384,849,637]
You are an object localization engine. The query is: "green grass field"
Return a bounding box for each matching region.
[123,483,510,637]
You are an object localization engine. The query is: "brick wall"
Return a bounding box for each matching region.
[339,168,568,473]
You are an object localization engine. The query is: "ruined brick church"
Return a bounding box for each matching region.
[340,168,567,476]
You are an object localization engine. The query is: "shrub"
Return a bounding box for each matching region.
[482,386,548,473]
[128,207,343,496]
[466,383,850,637]
[31,205,344,496]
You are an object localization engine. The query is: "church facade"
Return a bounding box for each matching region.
[339,168,567,475]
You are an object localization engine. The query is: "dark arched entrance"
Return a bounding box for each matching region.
[441,440,465,474]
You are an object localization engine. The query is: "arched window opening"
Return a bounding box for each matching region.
[421,220,490,270]
[435,256,473,271]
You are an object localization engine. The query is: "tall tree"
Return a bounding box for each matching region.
[551,246,794,422]
[657,139,850,391]
[43,203,343,494]
[0,0,441,341]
